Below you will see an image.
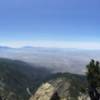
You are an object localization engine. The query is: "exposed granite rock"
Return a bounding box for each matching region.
[29,83,56,100]
[78,93,90,100]
[29,73,90,100]
[29,81,90,100]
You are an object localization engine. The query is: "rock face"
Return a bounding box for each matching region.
[29,73,90,100]
[29,83,56,100]
[78,93,90,100]
[29,82,90,100]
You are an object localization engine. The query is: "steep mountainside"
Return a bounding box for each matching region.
[0,58,51,100]
[0,58,90,100]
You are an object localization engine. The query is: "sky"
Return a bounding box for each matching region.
[0,0,100,49]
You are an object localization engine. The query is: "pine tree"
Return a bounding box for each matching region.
[86,60,100,100]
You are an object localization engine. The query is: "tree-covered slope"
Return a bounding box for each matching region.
[0,58,51,100]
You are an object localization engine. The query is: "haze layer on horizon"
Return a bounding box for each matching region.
[0,0,100,49]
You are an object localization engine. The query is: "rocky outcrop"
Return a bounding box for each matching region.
[78,93,90,100]
[29,73,90,100]
[29,83,56,100]
[29,82,90,100]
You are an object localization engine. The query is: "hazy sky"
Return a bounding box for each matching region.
[0,0,100,49]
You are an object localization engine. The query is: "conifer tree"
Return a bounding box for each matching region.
[86,60,100,100]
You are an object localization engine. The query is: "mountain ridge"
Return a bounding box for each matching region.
[0,58,51,100]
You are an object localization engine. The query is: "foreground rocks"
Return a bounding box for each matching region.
[29,83,56,100]
[29,82,90,100]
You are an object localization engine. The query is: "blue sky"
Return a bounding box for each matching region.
[0,0,100,49]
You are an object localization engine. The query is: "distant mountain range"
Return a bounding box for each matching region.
[0,46,100,74]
